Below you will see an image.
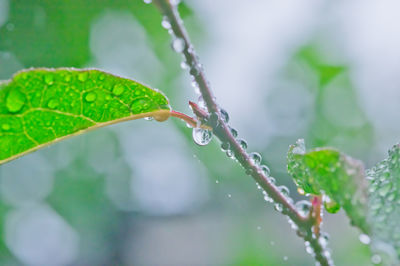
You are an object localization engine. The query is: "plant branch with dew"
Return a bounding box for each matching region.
[150,0,333,265]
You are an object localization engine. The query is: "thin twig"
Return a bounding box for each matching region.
[169,110,211,129]
[152,1,333,265]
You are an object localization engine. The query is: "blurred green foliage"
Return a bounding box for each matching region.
[0,0,379,265]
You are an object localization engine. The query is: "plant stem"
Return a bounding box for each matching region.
[169,110,210,129]
[152,1,333,265]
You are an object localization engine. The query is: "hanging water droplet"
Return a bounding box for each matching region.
[112,84,125,96]
[221,142,230,151]
[190,64,201,76]
[78,72,88,82]
[226,150,234,158]
[215,180,219,184]
[144,117,154,121]
[227,194,232,198]
[198,96,206,109]
[278,186,290,197]
[229,127,238,138]
[192,128,212,146]
[237,138,247,150]
[295,200,312,216]
[371,254,381,264]
[318,232,330,248]
[181,61,189,70]
[260,165,270,176]
[143,0,152,4]
[172,37,185,53]
[208,112,219,126]
[249,152,262,165]
[305,246,314,255]
[263,191,273,203]
[1,123,10,131]
[220,108,229,123]
[269,176,276,184]
[274,203,283,212]
[6,90,26,113]
[44,74,54,85]
[323,196,341,213]
[161,16,171,29]
[85,92,97,102]
[359,234,371,245]
[246,168,254,176]
[47,98,59,109]
[169,0,181,5]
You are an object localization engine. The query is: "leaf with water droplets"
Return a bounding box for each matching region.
[0,68,171,165]
[287,139,369,233]
[367,143,400,263]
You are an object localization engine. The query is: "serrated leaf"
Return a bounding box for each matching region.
[367,144,400,261]
[0,68,171,165]
[287,139,369,233]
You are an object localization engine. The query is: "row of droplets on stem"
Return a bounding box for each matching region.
[149,1,339,264]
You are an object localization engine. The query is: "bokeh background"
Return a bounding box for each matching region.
[0,0,399,265]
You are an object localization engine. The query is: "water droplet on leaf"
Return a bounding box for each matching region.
[44,74,54,85]
[112,84,125,96]
[323,196,341,213]
[131,98,150,113]
[64,74,72,82]
[1,124,10,131]
[78,72,88,82]
[47,98,59,109]
[378,182,392,197]
[6,90,26,113]
[85,92,97,102]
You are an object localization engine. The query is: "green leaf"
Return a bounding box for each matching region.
[0,68,171,165]
[367,144,400,261]
[287,139,369,233]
